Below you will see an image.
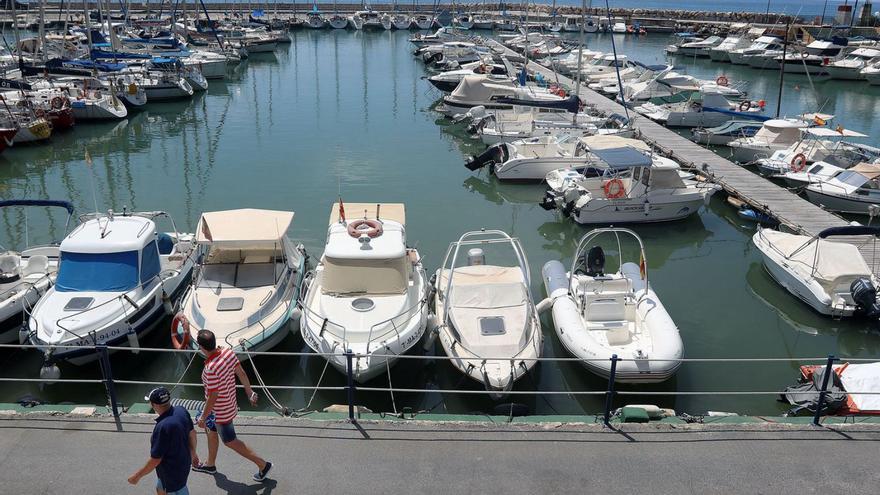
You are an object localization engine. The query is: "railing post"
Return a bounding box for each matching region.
[813,354,837,427]
[603,354,618,427]
[345,349,356,422]
[96,344,120,419]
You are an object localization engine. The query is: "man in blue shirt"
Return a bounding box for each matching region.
[128,387,200,495]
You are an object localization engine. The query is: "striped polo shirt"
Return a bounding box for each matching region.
[201,347,240,424]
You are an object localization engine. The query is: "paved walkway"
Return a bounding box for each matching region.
[2,414,879,494]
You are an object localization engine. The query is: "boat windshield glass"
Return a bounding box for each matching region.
[836,171,870,188]
[322,256,409,295]
[56,250,139,292]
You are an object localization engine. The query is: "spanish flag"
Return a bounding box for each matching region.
[813,115,826,126]
[338,196,346,222]
[639,252,647,280]
[836,124,844,134]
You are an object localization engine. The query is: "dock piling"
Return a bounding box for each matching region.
[812,354,838,426]
[603,354,619,426]
[345,349,356,422]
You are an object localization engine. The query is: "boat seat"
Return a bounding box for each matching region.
[606,326,632,346]
[0,254,19,278]
[22,255,49,277]
[585,292,627,322]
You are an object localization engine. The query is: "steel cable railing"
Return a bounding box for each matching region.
[0,343,874,426]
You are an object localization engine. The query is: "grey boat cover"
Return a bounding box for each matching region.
[781,367,847,416]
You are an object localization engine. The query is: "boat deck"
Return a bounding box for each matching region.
[487,40,880,274]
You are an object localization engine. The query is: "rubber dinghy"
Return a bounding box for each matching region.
[540,228,682,382]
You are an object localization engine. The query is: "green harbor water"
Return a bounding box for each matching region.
[2,30,880,417]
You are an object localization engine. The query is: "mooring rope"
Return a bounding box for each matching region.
[240,344,288,416]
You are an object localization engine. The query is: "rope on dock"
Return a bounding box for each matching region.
[241,344,289,417]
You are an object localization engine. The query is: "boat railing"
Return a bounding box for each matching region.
[0,342,876,427]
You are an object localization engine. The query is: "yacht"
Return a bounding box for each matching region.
[28,210,196,375]
[472,15,495,30]
[431,229,542,398]
[541,228,683,382]
[0,200,73,344]
[707,36,748,62]
[391,13,412,29]
[753,226,880,317]
[413,14,436,30]
[439,75,563,116]
[728,118,811,163]
[305,11,328,29]
[474,107,632,145]
[173,209,307,357]
[329,14,350,29]
[828,47,880,80]
[300,203,428,382]
[456,13,475,30]
[804,163,880,215]
[427,60,510,93]
[777,39,846,75]
[728,36,783,65]
[672,36,724,57]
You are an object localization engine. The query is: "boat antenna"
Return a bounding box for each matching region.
[776,11,794,118]
[572,0,586,124]
[84,148,100,217]
[603,0,629,121]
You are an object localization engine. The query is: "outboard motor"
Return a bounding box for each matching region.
[585,246,605,277]
[539,190,558,211]
[850,277,880,318]
[465,144,508,172]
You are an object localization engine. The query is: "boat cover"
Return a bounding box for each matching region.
[580,135,650,151]
[761,230,871,290]
[848,162,880,179]
[449,75,515,101]
[197,209,294,248]
[839,363,880,411]
[592,147,653,169]
[329,203,405,226]
[494,95,581,113]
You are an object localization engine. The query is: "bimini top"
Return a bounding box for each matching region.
[61,215,156,254]
[580,135,651,152]
[196,209,294,249]
[592,147,653,169]
[805,127,868,138]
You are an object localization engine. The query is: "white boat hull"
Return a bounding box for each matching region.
[571,195,708,224]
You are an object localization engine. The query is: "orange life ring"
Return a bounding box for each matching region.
[554,87,567,98]
[170,312,191,350]
[739,100,752,112]
[715,75,729,86]
[50,96,64,110]
[603,178,626,199]
[347,219,383,238]
[790,153,808,172]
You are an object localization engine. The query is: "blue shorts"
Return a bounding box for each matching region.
[156,477,189,495]
[198,411,237,443]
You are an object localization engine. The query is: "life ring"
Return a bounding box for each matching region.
[347,219,383,238]
[739,100,752,112]
[554,88,567,98]
[603,178,626,199]
[170,312,191,350]
[790,153,808,172]
[34,108,45,118]
[715,75,729,86]
[50,96,64,110]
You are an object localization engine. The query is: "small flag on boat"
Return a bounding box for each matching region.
[813,115,826,126]
[338,196,346,223]
[639,252,646,280]
[84,149,92,166]
[836,124,844,134]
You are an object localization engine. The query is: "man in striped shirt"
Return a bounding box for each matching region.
[191,330,273,482]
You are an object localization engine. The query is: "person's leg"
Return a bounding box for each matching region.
[205,427,220,467]
[218,422,266,470]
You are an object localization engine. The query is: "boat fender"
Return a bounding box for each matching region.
[422,323,439,352]
[738,100,752,112]
[622,404,670,419]
[541,260,570,300]
[162,291,174,315]
[127,328,140,354]
[290,307,302,323]
[18,324,29,345]
[171,313,192,350]
[40,363,61,384]
[790,153,807,172]
[535,297,553,314]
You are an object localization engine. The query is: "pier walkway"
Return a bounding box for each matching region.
[2,413,879,494]
[488,41,880,264]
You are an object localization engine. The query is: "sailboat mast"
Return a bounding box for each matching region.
[38,0,46,63]
[573,0,586,123]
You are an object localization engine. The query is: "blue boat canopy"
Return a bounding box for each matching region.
[56,250,140,292]
[592,147,653,169]
[0,199,74,215]
[495,95,582,114]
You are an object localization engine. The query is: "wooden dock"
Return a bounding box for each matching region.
[487,40,880,267]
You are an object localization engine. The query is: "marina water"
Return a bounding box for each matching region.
[2,30,880,416]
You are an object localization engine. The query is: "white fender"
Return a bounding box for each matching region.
[127,329,140,354]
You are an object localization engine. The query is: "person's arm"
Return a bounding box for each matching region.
[235,362,258,406]
[128,457,161,485]
[188,428,200,467]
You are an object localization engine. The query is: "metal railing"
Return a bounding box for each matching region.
[0,342,875,427]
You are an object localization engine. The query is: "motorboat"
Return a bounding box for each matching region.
[431,229,542,398]
[728,36,783,65]
[173,209,307,357]
[413,15,436,31]
[804,163,880,215]
[860,59,880,85]
[300,203,428,382]
[472,106,632,145]
[780,160,845,188]
[472,15,494,30]
[828,47,880,80]
[541,228,683,382]
[27,210,196,375]
[466,133,650,182]
[670,36,724,57]
[691,120,763,146]
[752,225,880,317]
[427,60,510,92]
[728,118,811,163]
[456,13,475,30]
[664,32,702,55]
[635,89,765,128]
[438,75,563,117]
[183,50,229,79]
[611,22,627,34]
[744,46,786,70]
[621,69,743,104]
[707,36,748,62]
[572,53,629,80]
[777,39,846,75]
[409,27,460,46]
[117,69,194,101]
[754,126,877,177]
[539,143,720,223]
[0,200,74,344]
[418,42,488,70]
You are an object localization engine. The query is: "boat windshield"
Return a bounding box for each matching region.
[836,171,870,188]
[56,250,139,292]
[322,256,409,295]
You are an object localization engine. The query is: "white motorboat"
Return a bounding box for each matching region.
[541,228,683,382]
[472,106,632,145]
[0,200,73,344]
[828,47,880,80]
[431,229,542,398]
[472,16,494,30]
[672,35,724,57]
[466,134,649,181]
[707,36,748,62]
[777,40,846,75]
[418,41,487,70]
[117,70,194,101]
[539,144,720,223]
[691,120,763,146]
[728,36,783,65]
[300,203,428,382]
[184,50,229,79]
[305,12,328,29]
[804,163,880,215]
[427,60,510,92]
[728,118,811,164]
[173,209,307,357]
[860,60,880,85]
[439,75,563,116]
[754,126,877,177]
[635,89,764,128]
[744,47,785,70]
[753,225,880,317]
[780,160,845,188]
[611,22,627,34]
[28,210,197,375]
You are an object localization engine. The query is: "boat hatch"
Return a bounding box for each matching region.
[64,297,95,311]
[479,316,506,335]
[217,297,244,311]
[351,297,375,312]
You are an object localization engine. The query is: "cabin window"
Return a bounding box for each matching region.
[141,241,161,283]
[640,168,651,186]
[56,250,139,292]
[807,164,824,174]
